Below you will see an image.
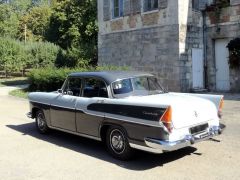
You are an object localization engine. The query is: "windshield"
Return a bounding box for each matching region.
[112,76,166,98]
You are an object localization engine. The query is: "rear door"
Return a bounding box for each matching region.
[75,77,108,137]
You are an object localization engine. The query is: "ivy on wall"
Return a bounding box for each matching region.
[227,38,240,69]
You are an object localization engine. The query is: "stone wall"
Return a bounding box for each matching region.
[178,0,204,91]
[98,25,181,91]
[98,0,204,92]
[206,3,240,91]
[98,0,183,91]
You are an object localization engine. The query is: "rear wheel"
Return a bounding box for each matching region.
[36,110,49,134]
[106,126,133,160]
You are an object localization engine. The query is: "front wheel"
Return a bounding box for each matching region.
[106,126,133,160]
[36,110,49,134]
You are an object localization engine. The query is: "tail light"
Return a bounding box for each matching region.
[160,106,173,133]
[218,97,224,118]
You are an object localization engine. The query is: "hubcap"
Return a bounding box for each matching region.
[37,113,46,130]
[110,129,125,154]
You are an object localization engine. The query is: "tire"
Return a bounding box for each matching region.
[106,126,133,160]
[35,110,49,134]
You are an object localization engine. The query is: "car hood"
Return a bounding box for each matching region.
[125,93,218,129]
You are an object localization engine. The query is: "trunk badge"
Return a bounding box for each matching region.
[194,111,198,117]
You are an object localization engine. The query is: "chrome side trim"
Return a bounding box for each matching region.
[129,143,162,154]
[48,125,101,141]
[30,100,162,128]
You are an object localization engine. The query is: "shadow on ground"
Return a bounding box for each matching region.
[0,78,29,86]
[7,122,198,170]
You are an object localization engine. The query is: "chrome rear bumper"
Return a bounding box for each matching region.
[144,126,223,152]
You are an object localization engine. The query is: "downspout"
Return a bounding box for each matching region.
[202,10,208,90]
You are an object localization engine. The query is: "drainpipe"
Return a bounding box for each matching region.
[202,10,208,90]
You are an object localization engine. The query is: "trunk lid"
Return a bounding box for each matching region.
[125,93,218,129]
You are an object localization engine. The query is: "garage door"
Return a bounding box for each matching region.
[215,39,230,91]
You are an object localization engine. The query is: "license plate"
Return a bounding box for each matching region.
[200,133,209,139]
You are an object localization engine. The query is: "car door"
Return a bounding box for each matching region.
[50,77,82,132]
[75,77,108,137]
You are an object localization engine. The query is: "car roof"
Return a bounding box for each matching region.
[68,71,154,85]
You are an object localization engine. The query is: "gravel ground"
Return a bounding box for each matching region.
[0,87,240,180]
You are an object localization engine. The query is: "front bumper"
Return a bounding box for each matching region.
[26,112,33,118]
[145,126,224,152]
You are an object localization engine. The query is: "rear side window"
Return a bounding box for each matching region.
[83,78,108,98]
[112,79,133,95]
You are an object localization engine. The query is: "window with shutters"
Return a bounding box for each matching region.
[112,0,124,18]
[143,0,158,12]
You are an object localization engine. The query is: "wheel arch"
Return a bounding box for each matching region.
[99,122,129,142]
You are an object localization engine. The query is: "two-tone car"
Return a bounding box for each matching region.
[27,71,224,160]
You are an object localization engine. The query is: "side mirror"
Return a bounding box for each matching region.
[67,91,73,96]
[57,89,63,94]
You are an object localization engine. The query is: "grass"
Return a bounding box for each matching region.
[0,77,29,87]
[9,88,28,99]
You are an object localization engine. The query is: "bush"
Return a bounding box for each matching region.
[227,38,240,69]
[27,66,129,92]
[27,41,60,68]
[0,37,62,76]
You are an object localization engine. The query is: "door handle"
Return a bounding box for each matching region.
[97,100,105,104]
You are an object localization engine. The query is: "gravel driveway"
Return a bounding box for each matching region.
[0,87,240,180]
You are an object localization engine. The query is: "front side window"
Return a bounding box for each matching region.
[83,78,108,98]
[63,78,82,96]
[143,0,158,12]
[112,0,123,18]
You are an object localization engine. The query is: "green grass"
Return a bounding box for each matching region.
[9,89,28,99]
[0,77,29,87]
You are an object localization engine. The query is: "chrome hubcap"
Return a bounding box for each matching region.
[110,129,125,154]
[37,113,45,130]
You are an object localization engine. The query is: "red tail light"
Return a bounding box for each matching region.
[160,106,173,132]
[218,97,224,118]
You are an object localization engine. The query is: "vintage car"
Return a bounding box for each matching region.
[27,71,224,160]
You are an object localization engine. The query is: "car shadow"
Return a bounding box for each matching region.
[6,122,198,170]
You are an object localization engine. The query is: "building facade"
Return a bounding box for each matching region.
[98,0,240,92]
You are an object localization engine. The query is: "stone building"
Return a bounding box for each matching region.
[98,0,240,92]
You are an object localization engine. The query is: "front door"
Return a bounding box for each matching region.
[215,39,230,91]
[192,48,204,89]
[50,77,82,131]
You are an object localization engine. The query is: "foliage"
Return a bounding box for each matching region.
[9,88,28,99]
[27,41,60,68]
[0,4,19,38]
[18,5,52,41]
[27,66,129,92]
[0,37,61,76]
[227,38,240,69]
[46,0,98,65]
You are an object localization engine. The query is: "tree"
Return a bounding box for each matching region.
[18,5,52,41]
[47,0,98,66]
[0,4,19,38]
